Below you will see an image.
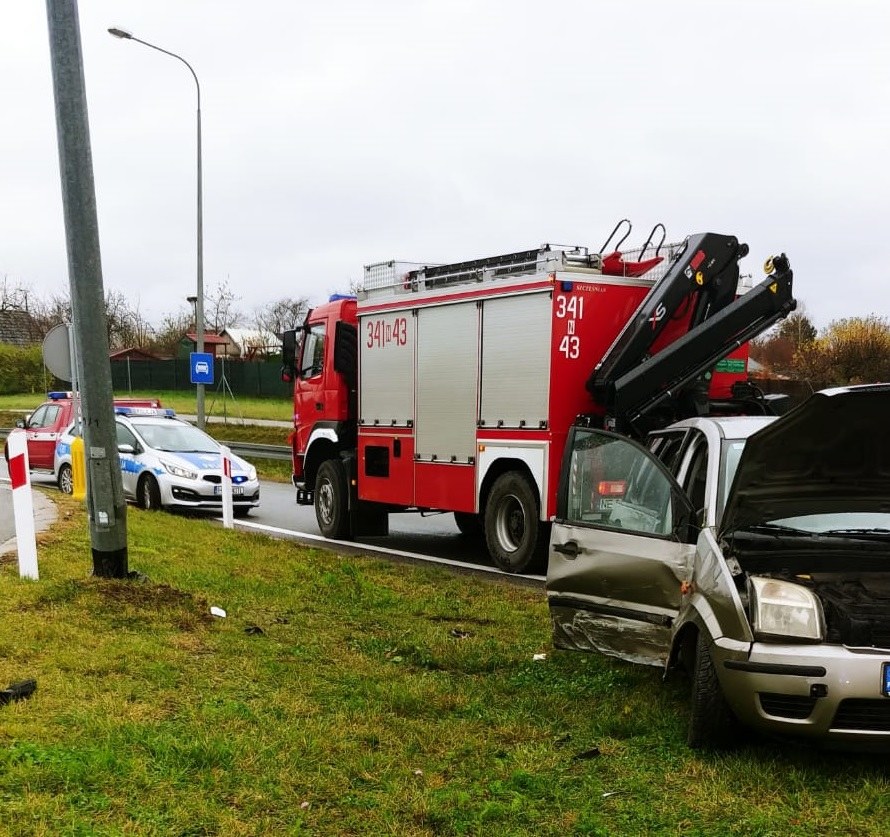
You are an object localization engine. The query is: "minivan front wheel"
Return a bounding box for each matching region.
[687,631,739,749]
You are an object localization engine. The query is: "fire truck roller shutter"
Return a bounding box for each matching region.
[359,308,415,427]
[480,292,551,429]
[415,302,478,463]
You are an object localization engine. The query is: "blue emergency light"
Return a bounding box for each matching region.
[113,407,177,418]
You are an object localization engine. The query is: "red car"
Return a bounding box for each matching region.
[4,392,162,475]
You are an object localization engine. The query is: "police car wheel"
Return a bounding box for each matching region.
[57,463,73,495]
[138,475,162,511]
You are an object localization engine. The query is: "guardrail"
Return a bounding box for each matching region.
[221,441,291,461]
[0,428,290,462]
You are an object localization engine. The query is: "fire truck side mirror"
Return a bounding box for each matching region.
[281,329,298,382]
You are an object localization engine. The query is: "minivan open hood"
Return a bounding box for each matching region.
[719,385,890,538]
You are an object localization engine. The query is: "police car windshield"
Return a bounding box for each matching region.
[130,420,219,454]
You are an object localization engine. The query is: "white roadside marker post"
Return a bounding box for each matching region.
[7,433,39,580]
[220,445,233,529]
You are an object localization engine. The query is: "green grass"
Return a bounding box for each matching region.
[1,497,888,835]
[0,391,293,422]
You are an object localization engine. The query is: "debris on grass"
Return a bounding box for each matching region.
[0,679,36,706]
[210,606,227,618]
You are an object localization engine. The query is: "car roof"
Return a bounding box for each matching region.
[119,415,187,426]
[658,415,777,441]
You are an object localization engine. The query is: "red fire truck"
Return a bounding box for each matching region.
[281,226,795,573]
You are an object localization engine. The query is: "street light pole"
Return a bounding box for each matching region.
[108,27,205,428]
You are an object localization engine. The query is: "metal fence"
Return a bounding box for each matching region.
[111,358,290,398]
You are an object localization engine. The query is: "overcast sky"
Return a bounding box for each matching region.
[2,1,889,330]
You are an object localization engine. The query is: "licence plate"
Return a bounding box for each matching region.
[214,485,244,495]
[883,663,890,697]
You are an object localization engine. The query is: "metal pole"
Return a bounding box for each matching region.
[196,97,205,428]
[46,0,128,577]
[108,27,205,428]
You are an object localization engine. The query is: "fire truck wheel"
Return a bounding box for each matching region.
[315,459,350,539]
[484,472,547,574]
[454,512,483,538]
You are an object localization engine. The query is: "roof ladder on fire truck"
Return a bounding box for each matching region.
[362,244,603,299]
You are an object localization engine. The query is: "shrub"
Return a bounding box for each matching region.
[0,344,45,394]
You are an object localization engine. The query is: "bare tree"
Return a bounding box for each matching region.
[0,276,56,343]
[147,310,192,358]
[750,308,817,378]
[204,279,243,333]
[252,296,309,337]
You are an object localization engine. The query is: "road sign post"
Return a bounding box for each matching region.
[220,445,233,529]
[7,432,38,580]
[190,352,214,386]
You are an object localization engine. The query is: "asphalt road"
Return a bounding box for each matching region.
[0,460,534,581]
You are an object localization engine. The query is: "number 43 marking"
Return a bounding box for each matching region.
[559,335,580,359]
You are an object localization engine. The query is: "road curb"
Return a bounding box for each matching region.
[0,485,58,558]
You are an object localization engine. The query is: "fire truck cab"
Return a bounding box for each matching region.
[282,229,795,574]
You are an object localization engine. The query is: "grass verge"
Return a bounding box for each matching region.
[0,496,888,835]
[0,391,292,422]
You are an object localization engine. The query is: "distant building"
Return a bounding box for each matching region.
[178,332,228,359]
[109,347,163,362]
[218,327,281,360]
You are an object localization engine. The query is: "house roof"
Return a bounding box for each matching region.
[109,347,162,361]
[219,327,281,354]
[0,309,40,347]
[184,332,228,345]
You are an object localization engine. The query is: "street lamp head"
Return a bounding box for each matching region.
[108,27,133,39]
[186,296,198,304]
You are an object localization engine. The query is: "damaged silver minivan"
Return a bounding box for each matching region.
[546,384,890,749]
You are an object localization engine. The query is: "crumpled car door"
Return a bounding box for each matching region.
[547,427,696,667]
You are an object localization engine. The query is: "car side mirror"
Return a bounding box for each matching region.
[15,418,26,429]
[118,443,136,455]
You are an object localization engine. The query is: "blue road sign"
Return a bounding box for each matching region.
[190,352,214,385]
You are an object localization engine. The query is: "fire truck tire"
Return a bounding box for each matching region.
[484,472,547,574]
[454,512,483,538]
[315,459,350,540]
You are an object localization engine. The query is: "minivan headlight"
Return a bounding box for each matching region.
[749,576,824,642]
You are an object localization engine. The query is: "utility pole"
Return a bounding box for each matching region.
[45,0,128,577]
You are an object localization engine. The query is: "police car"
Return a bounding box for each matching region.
[54,407,260,516]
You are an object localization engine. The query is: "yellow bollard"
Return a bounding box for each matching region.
[71,435,86,501]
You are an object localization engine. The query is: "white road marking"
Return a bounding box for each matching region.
[234,519,545,581]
